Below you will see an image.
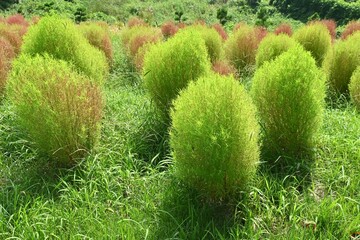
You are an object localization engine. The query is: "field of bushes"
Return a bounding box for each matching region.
[0,1,360,239]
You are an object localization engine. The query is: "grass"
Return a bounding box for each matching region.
[0,33,359,239]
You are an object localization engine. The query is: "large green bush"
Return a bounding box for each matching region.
[170,74,260,199]
[255,33,298,68]
[251,45,326,158]
[323,32,360,94]
[293,23,332,67]
[6,54,103,167]
[143,29,211,115]
[349,67,360,111]
[21,15,108,84]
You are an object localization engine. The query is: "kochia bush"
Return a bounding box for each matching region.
[293,23,332,67]
[349,67,360,111]
[341,21,360,40]
[323,32,360,94]
[6,55,103,167]
[170,75,260,199]
[0,38,16,95]
[251,46,326,158]
[274,23,292,36]
[255,33,298,68]
[21,15,108,84]
[143,29,210,115]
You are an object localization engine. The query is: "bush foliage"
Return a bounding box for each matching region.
[143,29,210,115]
[323,32,360,94]
[21,15,108,84]
[255,33,298,68]
[349,67,360,111]
[170,74,260,199]
[6,54,103,167]
[293,23,332,67]
[251,45,326,158]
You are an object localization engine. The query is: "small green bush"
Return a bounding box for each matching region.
[6,54,103,167]
[187,25,223,63]
[170,74,260,199]
[225,24,260,75]
[21,15,108,84]
[293,23,332,67]
[323,32,360,94]
[255,33,298,68]
[143,29,211,115]
[349,67,360,111]
[251,45,326,158]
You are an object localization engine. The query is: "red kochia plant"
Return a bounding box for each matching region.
[255,26,268,42]
[233,22,247,33]
[0,23,22,54]
[6,14,29,27]
[127,16,147,28]
[309,19,337,41]
[161,21,179,38]
[0,38,16,94]
[341,21,360,40]
[177,22,187,29]
[212,23,228,41]
[212,60,237,76]
[274,23,292,36]
[128,27,162,58]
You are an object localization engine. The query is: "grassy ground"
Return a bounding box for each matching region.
[0,35,359,239]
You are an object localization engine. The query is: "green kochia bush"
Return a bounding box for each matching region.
[7,54,103,167]
[143,29,211,115]
[349,67,360,111]
[251,46,326,158]
[21,15,108,85]
[293,23,332,67]
[170,75,260,199]
[255,33,298,68]
[323,32,360,94]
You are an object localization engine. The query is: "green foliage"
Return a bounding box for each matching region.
[349,67,360,111]
[143,29,211,115]
[170,74,260,199]
[6,54,103,167]
[255,33,298,68]
[251,45,326,158]
[323,32,360,94]
[293,23,332,67]
[187,25,223,63]
[225,24,260,75]
[21,15,108,84]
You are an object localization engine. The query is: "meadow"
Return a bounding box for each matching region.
[0,3,360,239]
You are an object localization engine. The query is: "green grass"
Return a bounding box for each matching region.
[0,34,359,239]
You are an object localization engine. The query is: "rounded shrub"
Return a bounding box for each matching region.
[6,54,103,167]
[274,23,292,36]
[323,32,360,94]
[225,24,260,75]
[161,21,179,38]
[255,33,298,68]
[79,22,113,65]
[0,23,22,54]
[293,23,332,67]
[349,67,360,111]
[0,38,16,95]
[170,74,260,199]
[143,29,211,115]
[251,45,326,158]
[127,27,162,59]
[212,60,237,77]
[212,23,228,41]
[21,15,108,85]
[341,21,360,40]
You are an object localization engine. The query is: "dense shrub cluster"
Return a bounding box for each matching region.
[22,15,108,84]
[79,22,114,65]
[349,67,360,111]
[143,29,210,115]
[255,33,298,68]
[341,21,360,40]
[170,75,260,199]
[161,21,179,38]
[251,46,326,158]
[323,32,360,94]
[7,55,103,167]
[293,23,332,66]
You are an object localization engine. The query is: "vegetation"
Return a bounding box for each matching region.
[170,75,260,200]
[6,54,103,167]
[349,67,360,111]
[251,45,326,159]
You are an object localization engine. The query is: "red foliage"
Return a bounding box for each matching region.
[212,23,228,41]
[0,38,16,93]
[161,21,179,38]
[255,26,268,42]
[0,25,22,54]
[193,20,207,26]
[177,22,187,29]
[341,21,360,40]
[127,16,147,28]
[309,19,337,41]
[212,60,237,76]
[129,33,160,58]
[274,23,293,36]
[6,14,29,27]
